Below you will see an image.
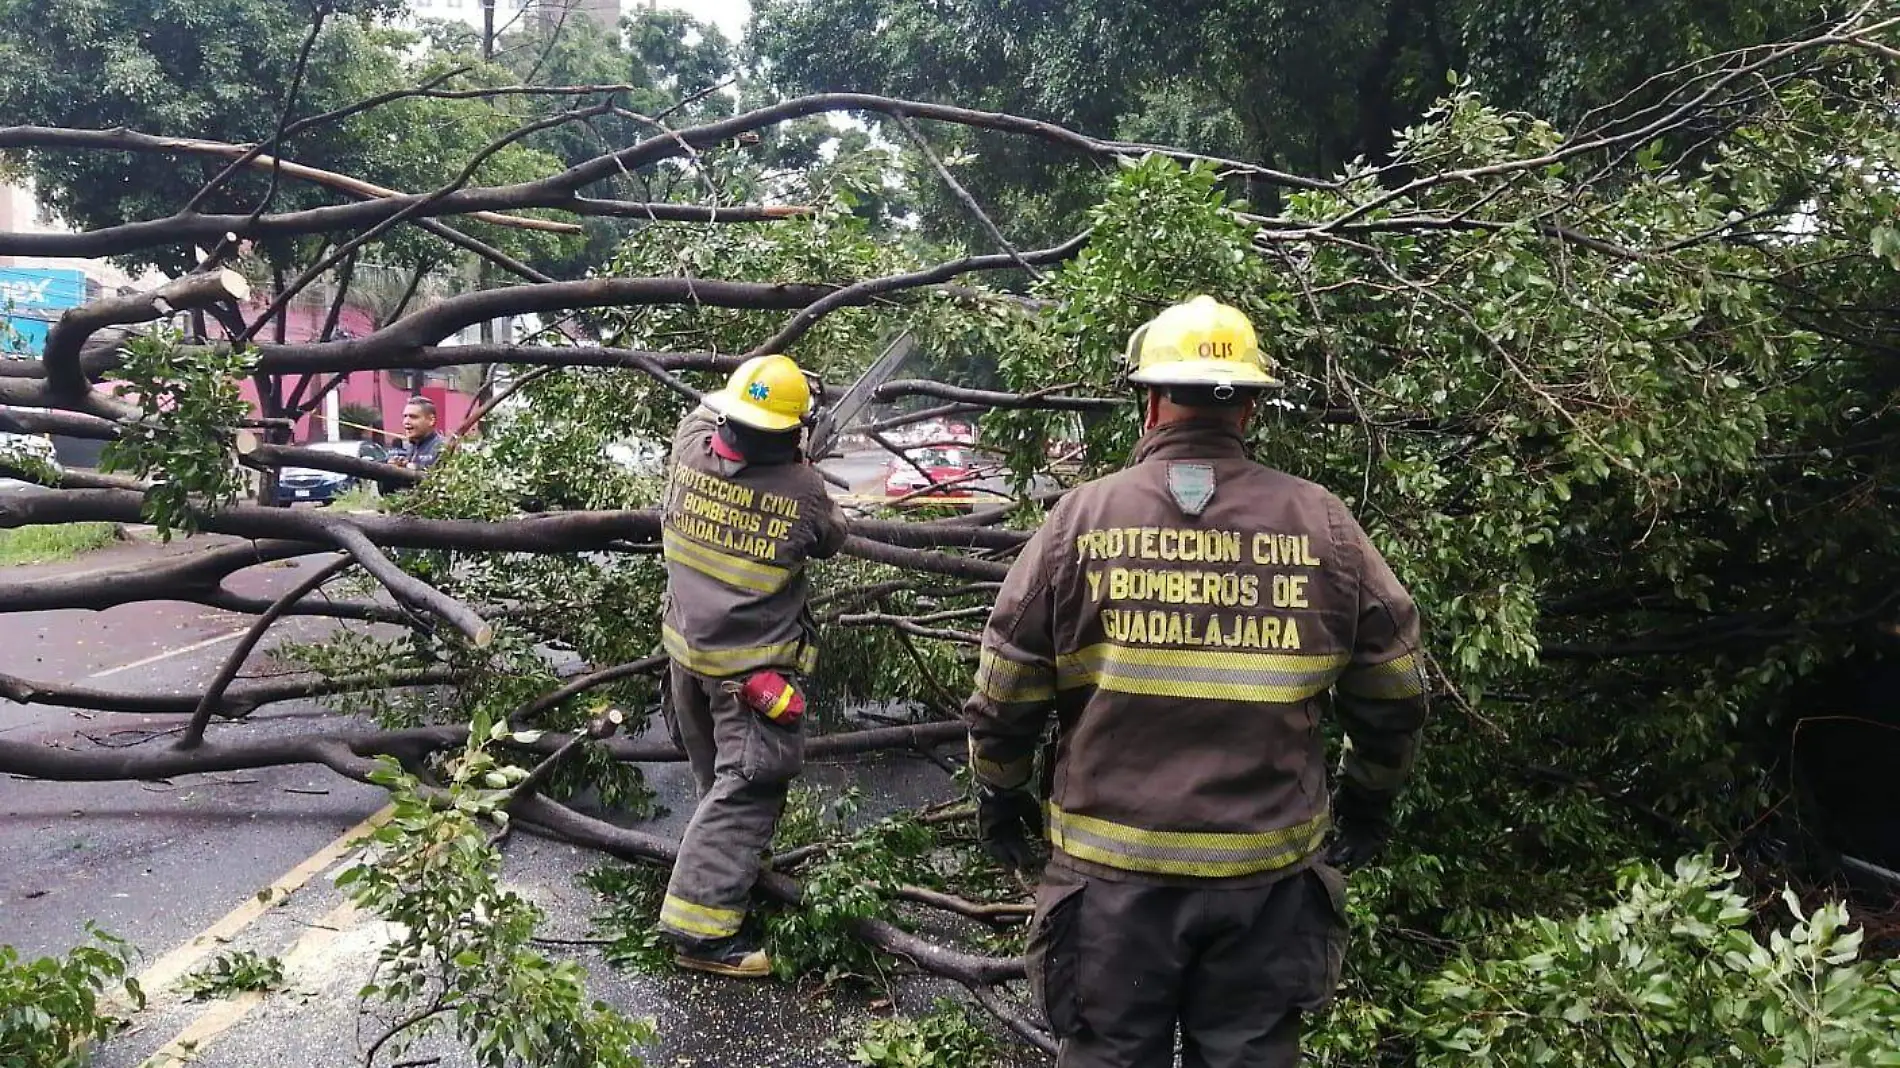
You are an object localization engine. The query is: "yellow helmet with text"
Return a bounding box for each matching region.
[1124,295,1281,390]
[705,354,813,432]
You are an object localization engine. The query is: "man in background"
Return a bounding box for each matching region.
[386,396,444,473]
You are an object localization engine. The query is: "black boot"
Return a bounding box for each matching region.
[672,933,772,979]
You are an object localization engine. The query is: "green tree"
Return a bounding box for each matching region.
[750,0,1830,244]
[0,0,577,277]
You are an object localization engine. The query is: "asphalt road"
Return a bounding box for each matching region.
[0,540,387,963]
[0,523,1027,1065]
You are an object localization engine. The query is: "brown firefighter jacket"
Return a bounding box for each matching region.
[661,407,848,679]
[965,420,1428,884]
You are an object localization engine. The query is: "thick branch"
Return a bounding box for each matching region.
[842,537,1011,582]
[230,343,740,378]
[0,721,965,781]
[41,270,249,397]
[0,486,1025,562]
[0,406,121,440]
[848,518,1026,552]
[238,441,421,487]
[0,666,458,717]
[0,538,317,613]
[510,796,1024,986]
[0,458,145,492]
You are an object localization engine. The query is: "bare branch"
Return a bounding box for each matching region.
[182,3,328,217]
[872,379,1123,411]
[744,232,1090,359]
[331,525,494,647]
[511,656,667,726]
[890,112,1043,280]
[180,554,357,749]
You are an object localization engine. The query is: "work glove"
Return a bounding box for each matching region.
[975,783,1043,871]
[1324,789,1394,872]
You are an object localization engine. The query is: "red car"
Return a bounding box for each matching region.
[883,445,997,508]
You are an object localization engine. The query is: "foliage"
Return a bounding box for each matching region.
[751,0,1823,245]
[850,998,1005,1068]
[578,862,676,975]
[339,744,656,1068]
[9,6,1895,1062]
[0,925,143,1068]
[489,9,740,278]
[0,0,579,275]
[0,522,119,566]
[773,782,863,853]
[326,483,382,513]
[99,327,256,538]
[176,951,284,1001]
[1401,857,1900,1067]
[763,814,938,984]
[808,557,976,720]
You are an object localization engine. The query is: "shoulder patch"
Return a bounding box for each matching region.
[1167,462,1218,517]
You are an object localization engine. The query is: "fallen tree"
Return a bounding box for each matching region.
[4,8,1900,1064]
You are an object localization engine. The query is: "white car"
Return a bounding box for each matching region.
[0,431,60,491]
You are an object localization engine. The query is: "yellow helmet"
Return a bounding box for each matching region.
[705,354,813,432]
[1124,295,1281,390]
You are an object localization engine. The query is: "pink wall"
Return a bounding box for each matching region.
[217,300,479,444]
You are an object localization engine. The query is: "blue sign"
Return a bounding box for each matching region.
[1,267,88,357]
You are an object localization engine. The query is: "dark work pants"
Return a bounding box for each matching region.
[1026,861,1349,1068]
[658,663,804,944]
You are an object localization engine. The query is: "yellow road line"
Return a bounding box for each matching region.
[116,804,392,1007]
[86,629,249,680]
[137,898,366,1068]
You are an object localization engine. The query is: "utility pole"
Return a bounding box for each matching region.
[476,0,499,423]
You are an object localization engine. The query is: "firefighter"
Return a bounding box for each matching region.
[658,353,848,978]
[964,296,1429,1066]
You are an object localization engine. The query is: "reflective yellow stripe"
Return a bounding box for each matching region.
[764,683,796,721]
[662,624,817,677]
[975,647,1055,704]
[1055,643,1346,703]
[969,737,1033,789]
[662,528,791,595]
[660,894,744,938]
[1338,651,1426,700]
[1047,805,1329,878]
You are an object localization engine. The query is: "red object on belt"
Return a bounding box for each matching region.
[738,670,805,725]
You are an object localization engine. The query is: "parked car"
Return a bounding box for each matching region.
[275,439,386,505]
[0,431,60,491]
[883,445,1003,509]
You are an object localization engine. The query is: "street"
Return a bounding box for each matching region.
[0,455,1011,1067]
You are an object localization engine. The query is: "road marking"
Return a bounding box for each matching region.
[120,804,393,1002]
[86,629,249,680]
[137,897,367,1068]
